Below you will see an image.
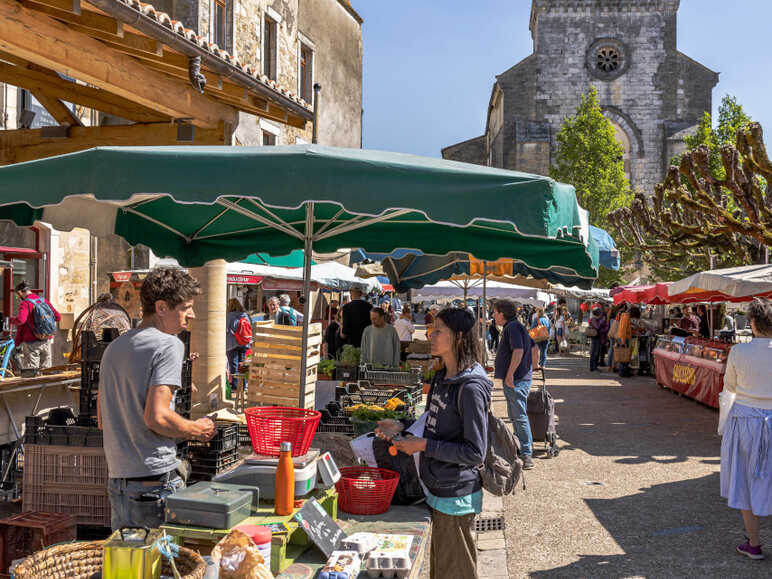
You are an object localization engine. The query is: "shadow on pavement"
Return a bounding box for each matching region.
[529,472,770,578]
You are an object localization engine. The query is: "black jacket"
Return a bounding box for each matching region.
[420,363,492,498]
[341,299,372,348]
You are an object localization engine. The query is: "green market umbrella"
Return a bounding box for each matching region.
[0,145,598,404]
[242,250,310,268]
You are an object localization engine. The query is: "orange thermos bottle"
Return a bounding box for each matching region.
[274,441,295,515]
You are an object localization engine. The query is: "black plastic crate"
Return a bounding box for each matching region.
[238,424,250,447]
[187,422,238,453]
[189,448,239,480]
[317,416,355,435]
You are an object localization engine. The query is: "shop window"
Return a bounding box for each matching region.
[263,15,278,81]
[299,42,314,104]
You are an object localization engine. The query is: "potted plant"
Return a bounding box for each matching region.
[335,345,361,382]
[317,359,336,381]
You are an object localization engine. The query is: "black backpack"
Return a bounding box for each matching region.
[457,382,524,496]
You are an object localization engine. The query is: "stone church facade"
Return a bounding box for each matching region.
[442,0,718,196]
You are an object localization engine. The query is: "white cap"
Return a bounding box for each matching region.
[280,441,292,452]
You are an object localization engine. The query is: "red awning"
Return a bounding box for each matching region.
[612,282,672,305]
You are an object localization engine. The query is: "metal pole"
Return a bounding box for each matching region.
[299,202,314,408]
[311,83,322,145]
[482,262,488,365]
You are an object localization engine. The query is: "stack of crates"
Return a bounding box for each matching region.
[187,422,239,483]
[79,329,120,420]
[22,444,111,527]
[0,512,76,574]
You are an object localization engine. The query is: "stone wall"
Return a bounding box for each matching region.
[441,136,486,166]
[223,0,362,147]
[444,0,718,198]
[298,0,363,148]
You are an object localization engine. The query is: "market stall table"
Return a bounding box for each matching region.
[161,486,430,577]
[652,336,728,408]
[276,504,431,579]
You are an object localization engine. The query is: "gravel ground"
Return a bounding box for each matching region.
[499,355,770,579]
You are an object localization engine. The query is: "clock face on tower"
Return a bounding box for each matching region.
[587,38,629,81]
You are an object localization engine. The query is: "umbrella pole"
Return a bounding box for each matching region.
[482,262,488,365]
[299,202,314,408]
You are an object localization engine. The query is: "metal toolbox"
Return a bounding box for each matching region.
[164,481,257,529]
[102,527,162,579]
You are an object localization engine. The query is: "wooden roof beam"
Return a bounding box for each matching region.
[0,122,227,165]
[30,91,84,126]
[0,0,237,128]
[21,0,123,36]
[0,59,170,123]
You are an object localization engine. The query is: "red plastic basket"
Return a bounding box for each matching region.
[244,406,321,457]
[335,467,400,515]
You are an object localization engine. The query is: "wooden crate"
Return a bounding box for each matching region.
[248,322,321,409]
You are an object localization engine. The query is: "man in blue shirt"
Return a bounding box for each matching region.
[493,298,536,469]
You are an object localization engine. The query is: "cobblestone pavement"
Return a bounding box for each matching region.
[497,355,770,579]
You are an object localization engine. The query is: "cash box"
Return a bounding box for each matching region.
[164,482,258,529]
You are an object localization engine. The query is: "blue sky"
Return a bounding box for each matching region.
[355,1,770,158]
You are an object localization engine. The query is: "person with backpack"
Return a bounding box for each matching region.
[277,294,303,326]
[375,307,493,579]
[225,298,251,396]
[10,280,60,374]
[494,298,536,470]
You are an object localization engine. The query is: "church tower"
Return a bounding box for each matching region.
[443,0,718,197]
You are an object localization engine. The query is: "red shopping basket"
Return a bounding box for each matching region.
[335,467,400,515]
[244,406,321,457]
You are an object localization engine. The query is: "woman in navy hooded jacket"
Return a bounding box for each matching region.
[376,307,491,579]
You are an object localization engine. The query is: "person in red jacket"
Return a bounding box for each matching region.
[10,281,60,373]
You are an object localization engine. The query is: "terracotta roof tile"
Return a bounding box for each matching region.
[112,0,310,110]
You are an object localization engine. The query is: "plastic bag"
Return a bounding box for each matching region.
[211,529,274,579]
[559,338,568,351]
[717,390,736,436]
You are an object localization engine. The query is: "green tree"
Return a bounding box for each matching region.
[550,87,632,286]
[550,86,632,228]
[609,98,770,282]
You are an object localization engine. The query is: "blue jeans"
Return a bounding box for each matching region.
[108,474,185,531]
[503,378,533,457]
[226,346,247,389]
[537,341,548,368]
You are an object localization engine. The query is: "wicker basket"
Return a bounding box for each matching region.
[13,540,207,579]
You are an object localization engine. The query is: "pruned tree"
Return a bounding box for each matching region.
[608,122,771,279]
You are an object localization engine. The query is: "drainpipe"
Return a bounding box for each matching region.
[312,83,321,144]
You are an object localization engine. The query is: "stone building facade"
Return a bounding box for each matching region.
[442,0,718,196]
[0,0,363,362]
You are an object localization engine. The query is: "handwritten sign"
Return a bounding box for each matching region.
[293,498,346,558]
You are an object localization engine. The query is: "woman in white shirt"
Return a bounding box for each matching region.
[394,308,415,361]
[720,298,772,560]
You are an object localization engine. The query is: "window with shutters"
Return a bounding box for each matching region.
[213,0,227,49]
[263,15,278,81]
[299,43,314,104]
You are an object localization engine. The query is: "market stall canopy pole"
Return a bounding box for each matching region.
[300,203,314,407]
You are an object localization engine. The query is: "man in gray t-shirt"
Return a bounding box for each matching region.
[98,267,215,530]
